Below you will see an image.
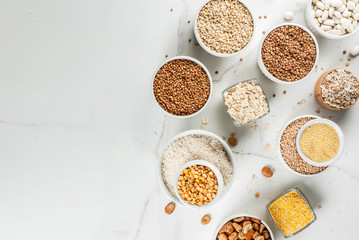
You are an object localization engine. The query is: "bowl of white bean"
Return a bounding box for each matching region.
[305,0,359,39]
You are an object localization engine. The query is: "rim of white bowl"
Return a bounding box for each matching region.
[194,0,256,58]
[296,118,345,167]
[257,23,319,85]
[212,213,275,240]
[277,115,331,177]
[152,56,213,118]
[158,129,236,206]
[174,160,224,209]
[304,0,359,40]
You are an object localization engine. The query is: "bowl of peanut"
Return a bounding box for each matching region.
[213,214,274,240]
[174,160,224,209]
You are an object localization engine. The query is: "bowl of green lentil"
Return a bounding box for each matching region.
[194,0,256,57]
[258,23,319,85]
[296,118,345,167]
[152,56,213,118]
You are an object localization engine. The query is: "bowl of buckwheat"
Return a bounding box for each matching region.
[194,0,256,57]
[258,23,319,84]
[152,56,213,118]
[174,160,224,209]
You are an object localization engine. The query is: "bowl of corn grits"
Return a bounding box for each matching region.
[296,118,345,167]
[266,187,316,237]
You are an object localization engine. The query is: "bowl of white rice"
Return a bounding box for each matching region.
[159,129,236,206]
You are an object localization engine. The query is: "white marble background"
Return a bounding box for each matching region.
[0,0,358,239]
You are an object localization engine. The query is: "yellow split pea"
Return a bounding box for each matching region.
[300,123,339,162]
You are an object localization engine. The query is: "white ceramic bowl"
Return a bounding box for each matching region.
[277,115,331,177]
[305,0,359,39]
[152,56,213,118]
[174,160,224,209]
[257,23,319,85]
[194,0,256,58]
[296,118,345,167]
[212,213,275,240]
[158,129,236,206]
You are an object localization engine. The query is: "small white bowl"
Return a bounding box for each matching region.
[277,115,330,177]
[257,23,319,85]
[194,0,256,58]
[296,118,345,167]
[305,0,359,39]
[212,213,275,240]
[152,56,213,118]
[174,160,224,209]
[158,130,236,206]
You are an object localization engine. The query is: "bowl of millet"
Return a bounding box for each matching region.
[152,56,212,118]
[194,0,255,57]
[258,23,319,84]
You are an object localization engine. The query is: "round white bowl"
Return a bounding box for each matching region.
[296,118,345,167]
[158,129,236,206]
[152,56,213,118]
[277,115,331,177]
[194,0,256,58]
[305,0,359,39]
[174,160,224,209]
[212,213,275,240]
[257,23,319,85]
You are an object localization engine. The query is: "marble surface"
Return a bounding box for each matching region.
[0,0,358,239]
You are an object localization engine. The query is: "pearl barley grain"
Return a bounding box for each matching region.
[197,0,254,54]
[284,12,294,21]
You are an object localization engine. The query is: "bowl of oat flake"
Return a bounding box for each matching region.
[258,23,319,84]
[152,56,212,118]
[194,0,255,57]
[314,68,359,110]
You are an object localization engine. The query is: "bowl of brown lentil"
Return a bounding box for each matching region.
[152,56,213,118]
[278,115,329,177]
[159,130,236,206]
[213,213,275,240]
[258,23,319,84]
[296,118,345,167]
[174,160,224,209]
[194,0,256,57]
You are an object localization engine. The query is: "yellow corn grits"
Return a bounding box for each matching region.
[268,191,313,236]
[300,123,339,162]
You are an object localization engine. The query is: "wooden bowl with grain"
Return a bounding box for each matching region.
[314,68,359,111]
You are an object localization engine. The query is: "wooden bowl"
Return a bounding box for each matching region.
[314,68,359,111]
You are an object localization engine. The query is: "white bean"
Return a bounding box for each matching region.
[353,19,358,27]
[284,12,294,21]
[354,12,359,19]
[343,8,350,16]
[354,5,359,13]
[318,17,324,23]
[347,1,356,9]
[324,19,335,25]
[340,17,351,28]
[323,10,329,19]
[334,10,343,17]
[350,45,359,56]
[329,7,335,16]
[316,9,324,16]
[333,16,341,23]
[321,25,332,30]
[338,4,346,12]
[317,1,325,9]
[347,24,354,32]
[331,0,343,7]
